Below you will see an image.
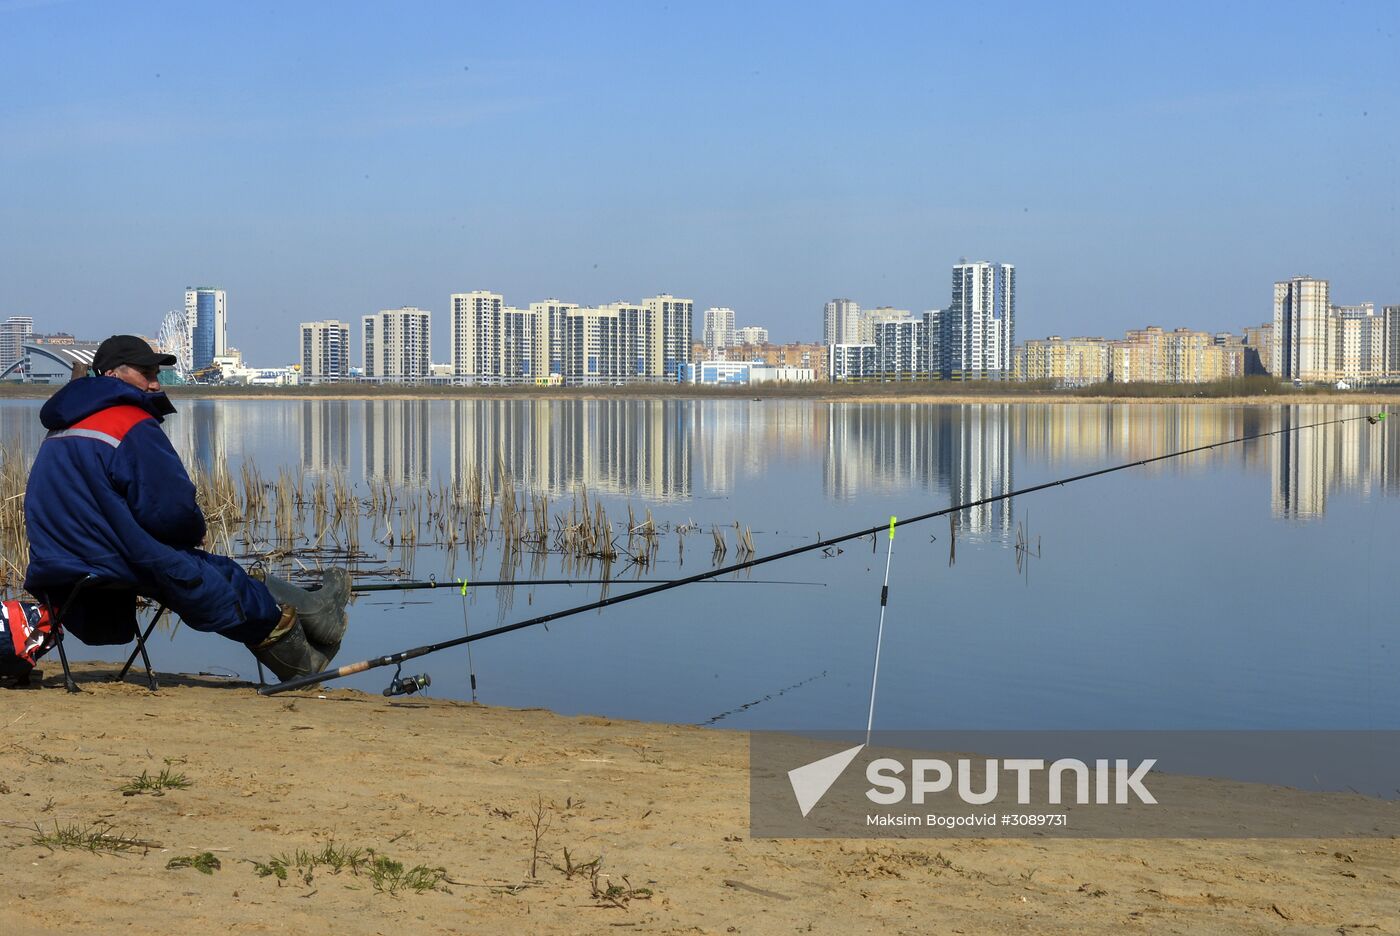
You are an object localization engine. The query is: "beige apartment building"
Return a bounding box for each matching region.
[299,319,350,379]
[1270,275,1393,385]
[642,294,694,379]
[362,307,431,379]
[1273,276,1331,381]
[1015,336,1111,386]
[1331,303,1384,384]
[1242,323,1272,375]
[530,299,578,380]
[450,291,502,378]
[1109,327,1243,383]
[1018,327,1244,386]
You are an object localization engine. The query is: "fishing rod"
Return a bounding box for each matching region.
[350,576,825,593]
[866,516,897,746]
[261,410,1385,697]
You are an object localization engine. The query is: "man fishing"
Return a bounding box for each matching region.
[23,334,350,681]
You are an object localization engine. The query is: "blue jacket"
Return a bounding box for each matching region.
[23,377,250,637]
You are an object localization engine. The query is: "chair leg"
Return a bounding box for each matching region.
[46,575,96,694]
[116,606,165,691]
[256,660,267,687]
[137,636,158,692]
[55,633,79,693]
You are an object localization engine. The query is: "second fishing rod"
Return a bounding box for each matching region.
[350,576,824,593]
[260,410,1383,696]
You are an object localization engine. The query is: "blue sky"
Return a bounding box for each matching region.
[2,0,1397,363]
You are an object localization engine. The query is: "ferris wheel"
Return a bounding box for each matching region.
[156,309,193,379]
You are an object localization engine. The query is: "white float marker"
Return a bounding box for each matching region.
[865,516,897,747]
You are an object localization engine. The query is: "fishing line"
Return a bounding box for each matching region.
[701,670,830,726]
[261,410,1384,696]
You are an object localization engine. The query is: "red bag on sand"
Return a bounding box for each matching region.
[1,599,57,679]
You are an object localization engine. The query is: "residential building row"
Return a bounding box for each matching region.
[300,293,695,384]
[448,292,692,384]
[1015,327,1263,386]
[826,260,1017,381]
[1273,276,1400,385]
[701,307,770,353]
[1014,276,1399,388]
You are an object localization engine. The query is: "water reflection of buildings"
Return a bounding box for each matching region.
[28,396,1389,522]
[824,404,1014,535]
[1014,404,1270,474]
[165,399,231,471]
[820,402,1400,527]
[300,400,350,477]
[364,400,431,486]
[695,401,815,495]
[449,399,692,499]
[1270,405,1393,520]
[0,403,44,458]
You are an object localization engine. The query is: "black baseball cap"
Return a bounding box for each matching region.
[92,335,178,374]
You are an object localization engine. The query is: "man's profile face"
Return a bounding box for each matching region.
[105,363,161,392]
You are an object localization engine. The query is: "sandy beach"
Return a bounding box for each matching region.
[2,662,1396,935]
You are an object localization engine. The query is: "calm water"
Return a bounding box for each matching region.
[3,398,1397,732]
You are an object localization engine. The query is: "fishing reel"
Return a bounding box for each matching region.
[383,663,431,697]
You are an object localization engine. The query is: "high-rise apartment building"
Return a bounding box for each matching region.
[643,294,693,379]
[450,291,505,378]
[1331,303,1383,384]
[829,343,878,380]
[530,299,578,378]
[823,299,862,347]
[362,307,431,379]
[446,292,690,384]
[0,315,34,372]
[1272,276,1330,382]
[873,319,925,378]
[1016,336,1111,386]
[702,308,736,350]
[299,320,350,379]
[859,307,912,345]
[499,305,540,379]
[184,287,227,371]
[947,262,1015,379]
[563,303,645,381]
[734,326,769,345]
[1386,306,1400,378]
[451,291,555,379]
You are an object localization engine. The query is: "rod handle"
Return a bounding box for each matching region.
[259,659,371,696]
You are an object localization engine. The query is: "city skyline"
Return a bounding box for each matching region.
[6,267,1396,387]
[2,4,1395,363]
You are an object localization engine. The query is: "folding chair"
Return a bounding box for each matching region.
[44,574,165,693]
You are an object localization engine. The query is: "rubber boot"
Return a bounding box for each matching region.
[260,570,351,654]
[247,610,329,682]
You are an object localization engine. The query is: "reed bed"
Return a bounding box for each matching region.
[1,450,743,598]
[0,450,27,591]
